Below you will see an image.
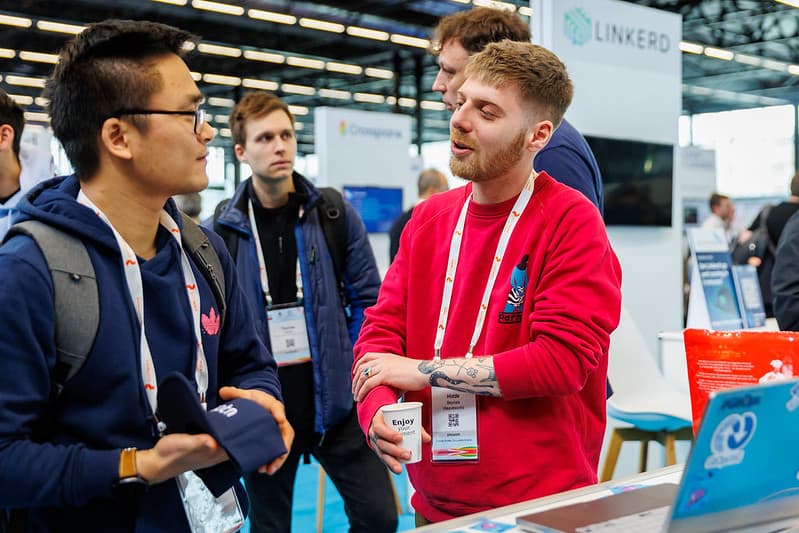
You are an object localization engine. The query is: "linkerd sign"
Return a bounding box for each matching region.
[564,7,671,53]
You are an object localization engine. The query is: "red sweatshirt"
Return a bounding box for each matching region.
[354,172,622,522]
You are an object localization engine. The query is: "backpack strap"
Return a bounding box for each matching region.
[316,187,348,289]
[180,212,227,328]
[5,221,99,399]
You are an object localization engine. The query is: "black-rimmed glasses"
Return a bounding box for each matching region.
[111,108,207,134]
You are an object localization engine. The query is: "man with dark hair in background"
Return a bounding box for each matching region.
[0,19,293,532]
[209,91,396,533]
[0,89,25,238]
[430,6,604,212]
[389,168,448,262]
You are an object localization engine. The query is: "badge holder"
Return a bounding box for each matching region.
[430,388,479,463]
[266,303,312,367]
[177,471,244,533]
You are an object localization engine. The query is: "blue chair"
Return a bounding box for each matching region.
[600,309,693,481]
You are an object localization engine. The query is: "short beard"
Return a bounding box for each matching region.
[450,129,527,182]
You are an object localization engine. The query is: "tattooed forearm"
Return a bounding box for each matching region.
[418,357,501,397]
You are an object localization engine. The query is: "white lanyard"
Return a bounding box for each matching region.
[77,191,209,422]
[247,199,304,307]
[433,173,537,359]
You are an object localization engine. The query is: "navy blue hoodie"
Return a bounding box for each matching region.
[0,175,282,532]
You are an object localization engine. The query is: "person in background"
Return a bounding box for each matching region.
[352,40,621,525]
[208,91,397,533]
[0,19,293,532]
[0,89,25,239]
[389,168,448,262]
[174,191,202,223]
[430,6,603,212]
[701,192,736,243]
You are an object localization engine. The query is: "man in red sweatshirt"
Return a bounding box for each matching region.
[352,40,622,526]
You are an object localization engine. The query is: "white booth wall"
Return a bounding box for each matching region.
[533,0,684,356]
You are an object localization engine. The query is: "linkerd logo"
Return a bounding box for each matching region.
[564,7,592,46]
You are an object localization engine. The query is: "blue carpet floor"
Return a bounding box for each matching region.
[241,457,417,532]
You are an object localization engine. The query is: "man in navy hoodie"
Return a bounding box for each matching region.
[0,20,293,532]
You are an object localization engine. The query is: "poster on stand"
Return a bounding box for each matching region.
[686,228,744,330]
[732,264,766,329]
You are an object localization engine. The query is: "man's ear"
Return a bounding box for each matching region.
[99,117,133,161]
[526,120,553,153]
[0,124,15,153]
[233,143,247,163]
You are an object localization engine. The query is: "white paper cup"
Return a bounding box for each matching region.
[380,401,423,464]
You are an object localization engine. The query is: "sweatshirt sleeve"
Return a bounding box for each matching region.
[207,230,283,402]
[493,197,622,399]
[0,240,119,508]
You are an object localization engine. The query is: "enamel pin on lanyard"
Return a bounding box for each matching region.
[430,173,536,462]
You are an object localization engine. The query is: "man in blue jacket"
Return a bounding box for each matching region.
[0,89,25,239]
[431,7,604,213]
[0,20,293,532]
[208,91,396,533]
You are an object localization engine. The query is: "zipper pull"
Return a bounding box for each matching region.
[278,235,283,254]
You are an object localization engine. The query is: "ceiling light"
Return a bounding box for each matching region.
[286,56,325,70]
[219,128,232,137]
[214,114,229,123]
[678,41,703,54]
[734,53,763,67]
[346,26,389,41]
[248,9,296,25]
[243,78,279,90]
[282,83,315,96]
[326,62,362,75]
[243,50,284,64]
[451,0,470,3]
[421,100,447,111]
[299,18,345,33]
[9,94,33,105]
[190,71,202,81]
[354,92,385,104]
[0,48,15,59]
[0,14,32,28]
[789,65,799,76]
[472,0,517,12]
[319,88,351,100]
[704,47,734,61]
[776,0,799,8]
[294,122,304,131]
[152,0,188,5]
[197,43,241,57]
[202,73,241,86]
[288,105,309,116]
[35,97,49,107]
[386,96,396,105]
[24,112,50,122]
[390,34,430,48]
[398,97,417,108]
[364,67,394,79]
[37,20,85,34]
[191,0,244,15]
[207,97,236,107]
[518,6,533,16]
[19,51,59,64]
[762,58,788,71]
[5,75,46,88]
[182,41,196,52]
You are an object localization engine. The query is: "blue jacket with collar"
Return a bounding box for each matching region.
[0,175,282,532]
[207,173,380,434]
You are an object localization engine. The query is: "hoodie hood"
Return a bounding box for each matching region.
[17,174,184,254]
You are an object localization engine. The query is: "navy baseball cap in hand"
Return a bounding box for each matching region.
[157,372,287,497]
